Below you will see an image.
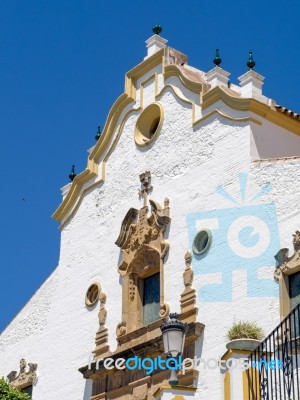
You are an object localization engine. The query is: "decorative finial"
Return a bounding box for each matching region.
[69,165,76,182]
[152,25,162,35]
[247,51,256,70]
[95,126,101,141]
[213,49,222,67]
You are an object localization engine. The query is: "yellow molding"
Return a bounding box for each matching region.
[202,86,300,135]
[202,86,247,110]
[194,109,262,126]
[156,84,194,107]
[125,49,165,100]
[52,94,133,225]
[134,102,164,147]
[52,169,97,222]
[153,385,197,397]
[224,371,231,400]
[53,48,300,226]
[140,72,158,108]
[52,162,105,229]
[221,349,252,361]
[89,93,133,166]
[164,64,203,94]
[104,109,138,162]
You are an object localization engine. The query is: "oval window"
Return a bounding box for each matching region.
[85,283,101,306]
[192,229,212,256]
[134,103,164,146]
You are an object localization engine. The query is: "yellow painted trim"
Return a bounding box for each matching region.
[134,102,164,147]
[156,84,194,108]
[156,84,261,127]
[194,109,262,126]
[224,371,231,400]
[140,72,159,108]
[53,48,300,226]
[52,169,97,222]
[202,86,247,111]
[202,86,300,135]
[244,367,260,399]
[52,92,133,225]
[55,163,106,229]
[104,109,138,162]
[164,64,203,94]
[88,93,133,168]
[221,349,252,361]
[153,385,196,397]
[125,49,164,100]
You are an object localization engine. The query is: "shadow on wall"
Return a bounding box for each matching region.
[83,379,92,400]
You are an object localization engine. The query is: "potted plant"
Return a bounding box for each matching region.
[0,378,31,400]
[226,321,264,351]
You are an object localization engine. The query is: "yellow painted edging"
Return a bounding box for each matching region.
[164,64,203,94]
[125,49,165,100]
[139,72,159,109]
[53,48,300,226]
[54,163,106,229]
[194,109,262,126]
[202,86,300,135]
[153,385,196,397]
[224,371,231,400]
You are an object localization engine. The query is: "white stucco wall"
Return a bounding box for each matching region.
[250,119,300,160]
[1,57,300,400]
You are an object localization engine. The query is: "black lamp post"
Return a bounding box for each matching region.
[160,313,188,385]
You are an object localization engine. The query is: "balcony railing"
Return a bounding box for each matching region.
[247,302,300,400]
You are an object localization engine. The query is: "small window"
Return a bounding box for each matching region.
[288,271,300,338]
[143,273,160,325]
[289,271,300,310]
[193,229,212,256]
[134,103,164,146]
[85,283,101,306]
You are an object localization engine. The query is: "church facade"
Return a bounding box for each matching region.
[1,31,300,400]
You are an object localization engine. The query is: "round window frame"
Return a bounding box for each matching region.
[134,102,164,147]
[192,229,212,256]
[85,282,101,307]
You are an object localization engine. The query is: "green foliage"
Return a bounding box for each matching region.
[227,321,264,341]
[0,378,31,400]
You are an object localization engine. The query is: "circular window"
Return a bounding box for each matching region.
[85,283,101,306]
[192,229,212,256]
[134,102,164,146]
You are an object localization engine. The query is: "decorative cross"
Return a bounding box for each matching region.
[138,171,152,207]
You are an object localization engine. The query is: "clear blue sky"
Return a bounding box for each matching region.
[0,0,299,332]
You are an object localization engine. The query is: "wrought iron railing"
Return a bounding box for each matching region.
[247,302,300,399]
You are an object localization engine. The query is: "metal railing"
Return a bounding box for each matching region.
[247,303,300,399]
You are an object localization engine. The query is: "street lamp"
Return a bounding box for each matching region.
[160,312,188,385]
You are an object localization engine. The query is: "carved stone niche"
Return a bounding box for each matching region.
[115,173,171,336]
[7,358,37,391]
[274,230,300,318]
